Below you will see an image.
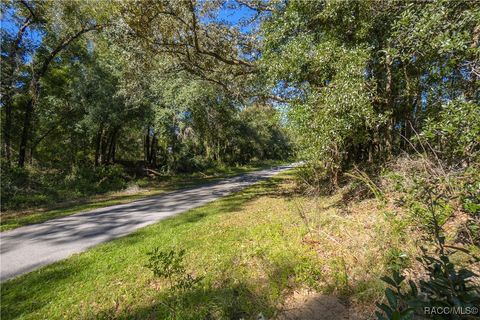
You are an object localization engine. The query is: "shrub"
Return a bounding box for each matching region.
[419,99,480,165]
[458,165,480,246]
[146,248,203,316]
[376,246,480,320]
[0,164,55,210]
[65,164,128,195]
[94,164,128,193]
[146,248,203,292]
[2,163,129,211]
[377,160,480,320]
[8,194,52,208]
[1,163,30,208]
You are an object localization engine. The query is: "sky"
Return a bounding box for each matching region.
[216,1,258,33]
[1,1,258,65]
[1,8,43,50]
[1,1,258,43]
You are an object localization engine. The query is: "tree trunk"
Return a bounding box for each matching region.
[4,99,13,162]
[150,134,157,167]
[100,131,109,165]
[94,125,103,166]
[331,143,340,188]
[111,132,117,163]
[106,130,114,164]
[106,128,119,164]
[17,24,102,167]
[145,128,151,165]
[384,51,394,158]
[3,14,32,163]
[18,97,34,167]
[467,25,480,101]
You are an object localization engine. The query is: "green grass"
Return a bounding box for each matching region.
[1,171,314,319]
[1,170,321,320]
[1,168,416,319]
[0,160,287,232]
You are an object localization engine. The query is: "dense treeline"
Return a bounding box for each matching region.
[0,0,289,168]
[1,0,479,205]
[261,0,479,186]
[1,0,291,209]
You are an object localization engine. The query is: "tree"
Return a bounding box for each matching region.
[118,0,257,97]
[260,0,479,185]
[1,0,114,166]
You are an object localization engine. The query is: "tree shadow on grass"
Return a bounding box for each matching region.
[95,249,308,320]
[0,172,298,320]
[110,282,271,320]
[0,260,85,319]
[92,275,280,320]
[1,175,285,255]
[168,175,289,228]
[101,287,356,320]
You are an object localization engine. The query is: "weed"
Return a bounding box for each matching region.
[146,248,203,292]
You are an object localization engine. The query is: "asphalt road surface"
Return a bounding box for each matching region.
[0,164,297,282]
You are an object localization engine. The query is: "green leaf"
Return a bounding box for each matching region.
[385,288,398,309]
[377,303,393,318]
[408,280,418,296]
[381,276,397,287]
[392,271,405,285]
[375,311,387,320]
[392,310,401,320]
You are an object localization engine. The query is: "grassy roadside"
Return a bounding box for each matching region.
[0,160,286,232]
[0,169,415,319]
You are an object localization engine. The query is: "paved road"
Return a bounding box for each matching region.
[0,164,297,282]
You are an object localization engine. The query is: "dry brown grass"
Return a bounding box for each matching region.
[290,192,418,318]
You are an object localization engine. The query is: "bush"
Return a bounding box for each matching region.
[377,157,480,320]
[95,164,128,193]
[64,164,128,195]
[1,163,129,211]
[146,248,202,291]
[376,246,480,320]
[1,163,30,208]
[1,164,55,211]
[458,165,480,246]
[419,100,480,165]
[8,194,52,208]
[146,248,203,316]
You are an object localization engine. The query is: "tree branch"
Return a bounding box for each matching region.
[186,0,254,68]
[235,0,273,12]
[37,24,104,78]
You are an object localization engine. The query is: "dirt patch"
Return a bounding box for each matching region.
[277,289,363,320]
